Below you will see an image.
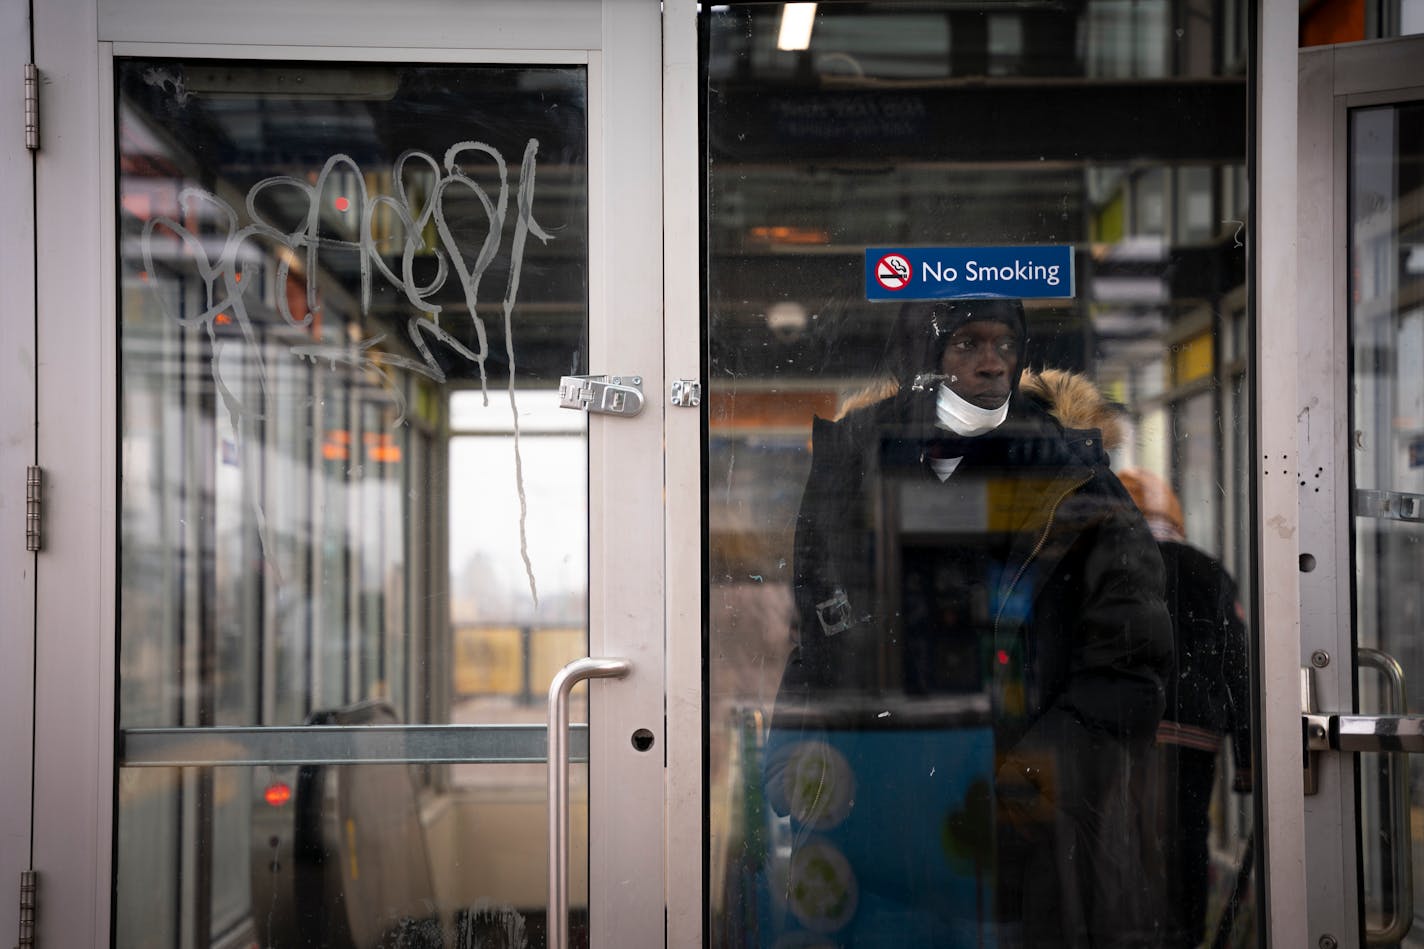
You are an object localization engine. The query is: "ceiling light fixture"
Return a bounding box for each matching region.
[777,3,817,51]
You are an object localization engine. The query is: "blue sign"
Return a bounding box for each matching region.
[754,725,997,946]
[866,245,1075,301]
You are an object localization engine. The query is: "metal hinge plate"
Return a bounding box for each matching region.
[24,64,38,151]
[26,466,41,552]
[558,375,645,417]
[669,379,701,407]
[17,869,36,949]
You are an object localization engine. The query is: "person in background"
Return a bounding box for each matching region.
[768,299,1174,947]
[1116,466,1253,949]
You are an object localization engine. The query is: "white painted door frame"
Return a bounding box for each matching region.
[29,1,667,945]
[1297,34,1424,948]
[0,0,38,942]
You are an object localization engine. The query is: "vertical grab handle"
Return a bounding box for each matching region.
[547,656,630,949]
[1358,647,1413,946]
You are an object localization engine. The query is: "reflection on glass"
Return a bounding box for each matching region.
[704,4,1255,947]
[116,60,588,947]
[1350,101,1424,946]
[116,756,590,948]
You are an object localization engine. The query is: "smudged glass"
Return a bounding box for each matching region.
[116,60,589,947]
[1349,100,1424,944]
[702,5,1256,946]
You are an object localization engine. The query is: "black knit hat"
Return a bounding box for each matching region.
[888,299,1027,389]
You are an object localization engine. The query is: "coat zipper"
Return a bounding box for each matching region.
[993,473,1092,636]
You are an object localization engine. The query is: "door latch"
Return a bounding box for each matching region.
[558,375,645,418]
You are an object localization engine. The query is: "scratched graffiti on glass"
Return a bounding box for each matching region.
[139,140,549,425]
[137,140,552,600]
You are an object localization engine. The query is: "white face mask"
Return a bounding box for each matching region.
[936,382,1010,437]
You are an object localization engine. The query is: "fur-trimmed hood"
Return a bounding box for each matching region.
[1018,369,1123,451]
[837,367,1123,452]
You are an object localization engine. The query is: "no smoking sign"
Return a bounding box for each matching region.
[874,253,912,291]
[866,245,1076,301]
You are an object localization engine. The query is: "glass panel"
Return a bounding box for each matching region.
[117,60,589,947]
[117,760,589,948]
[1374,0,1424,39]
[1350,100,1424,947]
[704,5,1256,946]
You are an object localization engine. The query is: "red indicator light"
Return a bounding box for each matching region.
[215,313,232,325]
[334,196,350,212]
[996,650,1010,666]
[264,782,293,807]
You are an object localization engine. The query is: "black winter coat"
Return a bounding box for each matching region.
[770,386,1174,947]
[1151,540,1253,947]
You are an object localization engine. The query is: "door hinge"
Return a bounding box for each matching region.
[16,870,36,949]
[26,466,42,552]
[24,64,39,151]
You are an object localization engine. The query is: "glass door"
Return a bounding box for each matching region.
[1351,94,1424,946]
[114,58,601,948]
[30,3,666,947]
[1299,34,1424,949]
[699,4,1258,946]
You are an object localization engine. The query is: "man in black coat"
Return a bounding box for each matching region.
[766,299,1174,947]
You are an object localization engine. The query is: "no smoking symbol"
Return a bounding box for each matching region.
[875,253,912,291]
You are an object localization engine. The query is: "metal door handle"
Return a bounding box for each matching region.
[1306,712,1424,752]
[1302,650,1414,945]
[1358,648,1412,946]
[547,656,630,949]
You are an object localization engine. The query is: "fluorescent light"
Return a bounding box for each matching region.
[777,3,817,51]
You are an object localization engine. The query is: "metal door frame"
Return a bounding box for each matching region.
[661,2,704,946]
[655,0,1359,943]
[1258,0,1310,940]
[1297,32,1424,949]
[28,1,668,945]
[17,0,1404,945]
[660,0,1360,945]
[0,0,38,944]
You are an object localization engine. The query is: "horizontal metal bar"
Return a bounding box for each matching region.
[1356,489,1424,523]
[1337,715,1424,753]
[120,723,587,767]
[1308,714,1424,754]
